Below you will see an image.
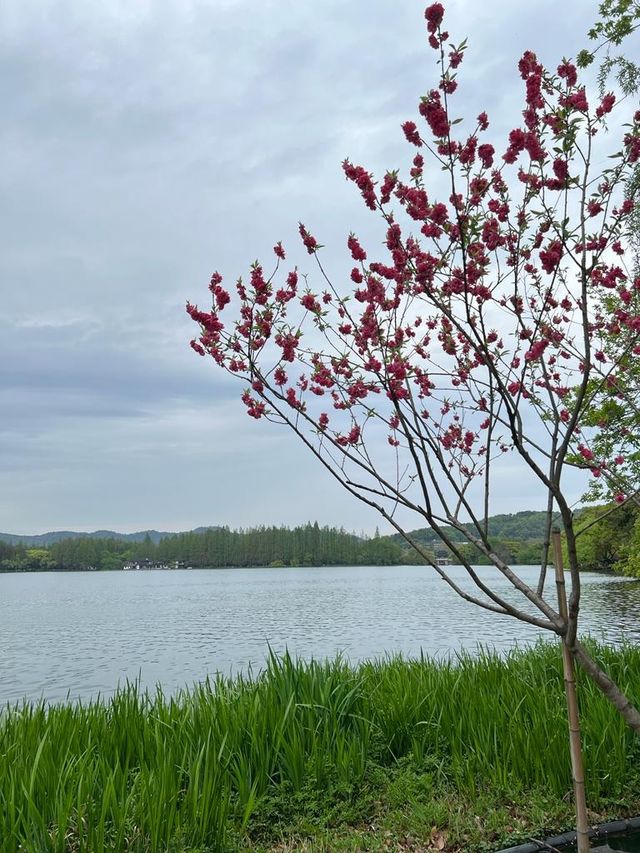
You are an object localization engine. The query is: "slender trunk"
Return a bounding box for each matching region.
[553,530,590,853]
[572,641,640,734]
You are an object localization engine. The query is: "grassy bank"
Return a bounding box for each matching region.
[2,643,640,852]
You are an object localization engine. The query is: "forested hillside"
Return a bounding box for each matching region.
[0,524,403,572]
[393,511,551,544]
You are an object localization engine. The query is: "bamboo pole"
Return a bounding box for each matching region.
[552,528,590,853]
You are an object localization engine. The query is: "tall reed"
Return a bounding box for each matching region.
[1,642,638,851]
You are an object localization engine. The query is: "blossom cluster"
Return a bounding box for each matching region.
[188,2,640,501]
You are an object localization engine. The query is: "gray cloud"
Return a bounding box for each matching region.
[1,0,607,534]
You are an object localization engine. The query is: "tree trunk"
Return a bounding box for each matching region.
[553,531,590,853]
[572,642,640,734]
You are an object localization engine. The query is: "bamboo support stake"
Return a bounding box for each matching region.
[552,528,590,853]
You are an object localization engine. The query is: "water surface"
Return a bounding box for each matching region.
[1,564,638,704]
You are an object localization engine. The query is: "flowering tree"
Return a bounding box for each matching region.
[572,0,640,511]
[188,0,640,718]
[188,5,640,847]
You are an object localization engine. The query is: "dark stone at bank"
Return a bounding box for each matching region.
[495,815,640,852]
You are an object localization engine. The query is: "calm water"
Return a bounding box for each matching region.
[0,565,638,704]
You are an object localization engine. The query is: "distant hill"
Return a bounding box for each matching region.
[0,527,218,547]
[1,513,554,549]
[392,511,551,546]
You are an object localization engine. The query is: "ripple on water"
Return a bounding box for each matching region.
[0,566,639,703]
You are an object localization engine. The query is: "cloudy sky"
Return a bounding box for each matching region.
[0,0,613,535]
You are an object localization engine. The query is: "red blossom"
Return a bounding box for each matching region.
[275,332,299,362]
[524,339,549,362]
[524,131,545,161]
[477,143,494,168]
[380,172,397,204]
[504,128,525,163]
[539,240,563,274]
[285,387,304,410]
[348,234,367,262]
[587,199,603,217]
[625,133,640,163]
[518,51,542,80]
[557,60,577,87]
[424,3,444,33]
[241,390,266,420]
[562,88,589,112]
[419,90,450,138]
[459,135,477,165]
[553,158,568,182]
[274,367,288,386]
[440,78,457,94]
[342,160,377,209]
[596,93,615,118]
[301,293,321,313]
[299,223,318,254]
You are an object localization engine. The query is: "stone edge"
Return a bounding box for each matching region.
[495,815,640,853]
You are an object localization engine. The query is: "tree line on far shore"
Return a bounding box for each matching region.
[1,507,639,575]
[0,523,400,572]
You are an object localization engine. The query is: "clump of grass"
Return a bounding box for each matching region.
[1,642,639,851]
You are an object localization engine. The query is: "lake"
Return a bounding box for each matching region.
[1,564,639,704]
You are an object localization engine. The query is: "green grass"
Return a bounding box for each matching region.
[1,642,640,852]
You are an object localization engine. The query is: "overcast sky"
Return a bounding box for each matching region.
[1,0,611,535]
